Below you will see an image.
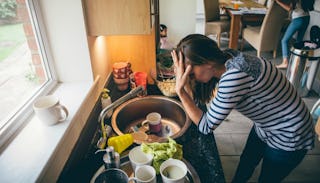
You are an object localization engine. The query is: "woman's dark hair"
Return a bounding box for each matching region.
[176,34,228,104]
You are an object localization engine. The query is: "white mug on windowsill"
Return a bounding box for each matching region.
[33,95,68,126]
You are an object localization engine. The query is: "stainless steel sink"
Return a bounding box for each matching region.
[111,95,191,143]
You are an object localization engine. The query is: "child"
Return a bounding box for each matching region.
[276,0,315,69]
[159,24,174,50]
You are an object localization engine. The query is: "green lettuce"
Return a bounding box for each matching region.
[141,138,183,174]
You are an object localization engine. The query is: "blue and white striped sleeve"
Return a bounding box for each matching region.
[198,69,254,134]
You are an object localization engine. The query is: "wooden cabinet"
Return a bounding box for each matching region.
[83,0,154,35]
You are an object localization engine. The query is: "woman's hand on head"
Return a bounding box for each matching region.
[171,50,192,96]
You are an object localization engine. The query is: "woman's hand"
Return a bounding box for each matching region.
[171,50,192,96]
[171,50,202,126]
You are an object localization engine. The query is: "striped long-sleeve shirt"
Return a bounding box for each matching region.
[198,50,314,151]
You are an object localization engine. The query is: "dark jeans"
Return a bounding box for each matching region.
[231,127,307,183]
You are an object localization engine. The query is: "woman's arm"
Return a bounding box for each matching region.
[171,50,254,134]
[275,0,292,12]
[177,87,204,125]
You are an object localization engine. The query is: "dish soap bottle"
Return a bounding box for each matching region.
[101,88,112,118]
[103,146,120,169]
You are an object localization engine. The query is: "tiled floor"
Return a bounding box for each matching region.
[211,38,320,183]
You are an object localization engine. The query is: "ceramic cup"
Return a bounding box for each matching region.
[142,112,162,134]
[94,168,129,183]
[160,158,188,183]
[128,165,156,183]
[113,62,131,91]
[128,146,153,171]
[113,62,129,79]
[33,95,68,126]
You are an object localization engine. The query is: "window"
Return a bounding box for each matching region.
[0,0,56,150]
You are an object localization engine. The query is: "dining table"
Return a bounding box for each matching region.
[219,0,267,49]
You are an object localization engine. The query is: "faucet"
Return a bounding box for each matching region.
[98,86,144,149]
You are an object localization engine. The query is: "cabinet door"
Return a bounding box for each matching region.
[84,0,151,36]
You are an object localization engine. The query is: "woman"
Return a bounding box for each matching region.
[172,34,314,183]
[276,0,315,69]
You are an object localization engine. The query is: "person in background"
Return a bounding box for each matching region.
[159,24,174,50]
[172,34,314,183]
[276,0,315,69]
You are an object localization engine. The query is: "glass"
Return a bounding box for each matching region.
[134,72,148,96]
[233,1,240,9]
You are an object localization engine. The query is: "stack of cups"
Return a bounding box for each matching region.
[113,62,132,91]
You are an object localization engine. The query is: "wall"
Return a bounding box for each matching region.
[160,0,197,46]
[34,0,96,181]
[39,0,93,83]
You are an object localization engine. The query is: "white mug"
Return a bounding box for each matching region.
[33,95,68,126]
[160,158,188,183]
[129,146,153,171]
[128,165,156,183]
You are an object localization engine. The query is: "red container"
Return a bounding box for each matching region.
[134,72,147,89]
[134,72,147,96]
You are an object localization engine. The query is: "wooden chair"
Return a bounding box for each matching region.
[241,0,287,58]
[203,0,230,47]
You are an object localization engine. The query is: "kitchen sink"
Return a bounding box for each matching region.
[111,95,191,143]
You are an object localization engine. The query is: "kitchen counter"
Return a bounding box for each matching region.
[58,79,225,183]
[176,122,225,183]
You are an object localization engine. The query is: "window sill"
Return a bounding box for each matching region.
[0,81,94,182]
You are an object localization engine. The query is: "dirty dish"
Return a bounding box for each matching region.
[160,158,188,183]
[129,146,153,171]
[90,154,200,183]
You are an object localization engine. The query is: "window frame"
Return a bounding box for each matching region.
[0,0,58,152]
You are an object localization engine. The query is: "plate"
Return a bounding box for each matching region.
[127,119,181,144]
[90,155,201,183]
